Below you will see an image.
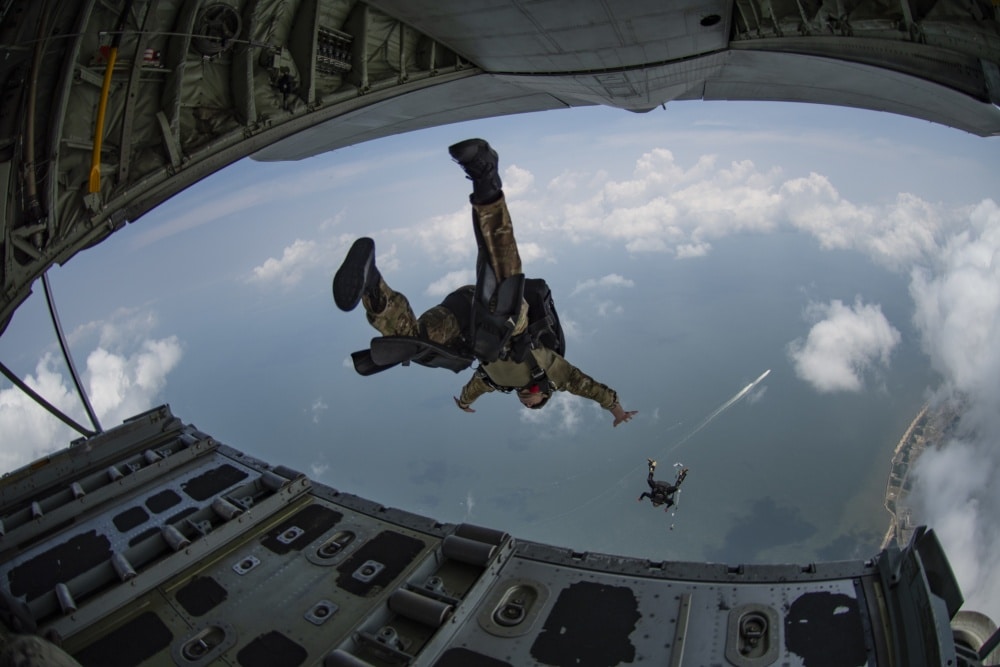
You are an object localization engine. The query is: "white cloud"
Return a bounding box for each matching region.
[907,200,1000,619]
[517,241,551,266]
[746,385,768,405]
[527,150,786,253]
[560,316,582,341]
[489,149,957,271]
[0,355,77,472]
[426,270,475,297]
[503,164,534,197]
[318,209,347,232]
[788,298,901,393]
[782,175,944,270]
[249,234,404,292]
[596,301,624,318]
[909,201,1000,397]
[309,398,329,424]
[0,312,183,474]
[416,207,476,263]
[237,145,959,299]
[518,392,583,433]
[248,238,320,287]
[86,338,182,422]
[571,274,635,296]
[675,242,711,259]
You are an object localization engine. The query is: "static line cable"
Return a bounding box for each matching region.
[0,361,95,438]
[42,272,102,434]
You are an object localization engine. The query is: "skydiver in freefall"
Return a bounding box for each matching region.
[332,138,638,426]
[638,459,688,510]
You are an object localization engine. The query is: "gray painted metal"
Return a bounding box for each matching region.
[0,405,980,666]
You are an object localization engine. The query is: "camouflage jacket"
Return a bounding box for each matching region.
[457,347,618,409]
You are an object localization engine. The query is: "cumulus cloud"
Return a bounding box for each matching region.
[540,150,784,253]
[517,241,551,266]
[249,234,402,290]
[596,301,624,318]
[519,393,583,433]
[0,311,183,474]
[907,200,1000,619]
[500,148,959,270]
[241,146,958,302]
[788,298,901,393]
[248,239,320,287]
[782,176,944,270]
[503,164,534,197]
[426,270,475,297]
[0,355,77,472]
[676,242,712,259]
[86,338,182,420]
[416,208,476,263]
[571,273,635,296]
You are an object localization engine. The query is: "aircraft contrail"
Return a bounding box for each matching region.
[673,369,771,447]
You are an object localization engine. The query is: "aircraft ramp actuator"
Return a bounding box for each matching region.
[0,406,995,666]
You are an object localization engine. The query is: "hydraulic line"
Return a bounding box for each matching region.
[89,0,135,193]
[23,0,54,232]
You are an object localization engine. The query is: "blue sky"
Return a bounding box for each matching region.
[1,100,998,618]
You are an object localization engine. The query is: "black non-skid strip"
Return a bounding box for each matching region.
[181,464,249,501]
[236,630,308,667]
[8,530,112,602]
[176,575,228,617]
[335,530,426,597]
[260,504,343,555]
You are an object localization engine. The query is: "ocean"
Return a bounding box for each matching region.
[170,228,938,567]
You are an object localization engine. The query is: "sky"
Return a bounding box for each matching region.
[1,99,998,620]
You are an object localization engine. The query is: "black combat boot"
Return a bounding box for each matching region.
[448,138,502,205]
[333,237,382,312]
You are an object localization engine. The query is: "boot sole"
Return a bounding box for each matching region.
[448,138,488,162]
[333,237,375,311]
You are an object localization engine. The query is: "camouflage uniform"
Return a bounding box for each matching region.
[0,636,83,667]
[362,195,619,412]
[363,195,527,345]
[458,347,619,410]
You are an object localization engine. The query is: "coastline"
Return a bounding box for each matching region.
[881,402,961,549]
[881,404,930,549]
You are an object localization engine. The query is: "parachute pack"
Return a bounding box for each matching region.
[351,276,565,377]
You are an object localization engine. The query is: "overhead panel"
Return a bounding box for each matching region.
[367,0,732,70]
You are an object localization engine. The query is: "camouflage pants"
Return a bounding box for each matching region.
[364,286,469,346]
[364,195,526,343]
[472,195,522,283]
